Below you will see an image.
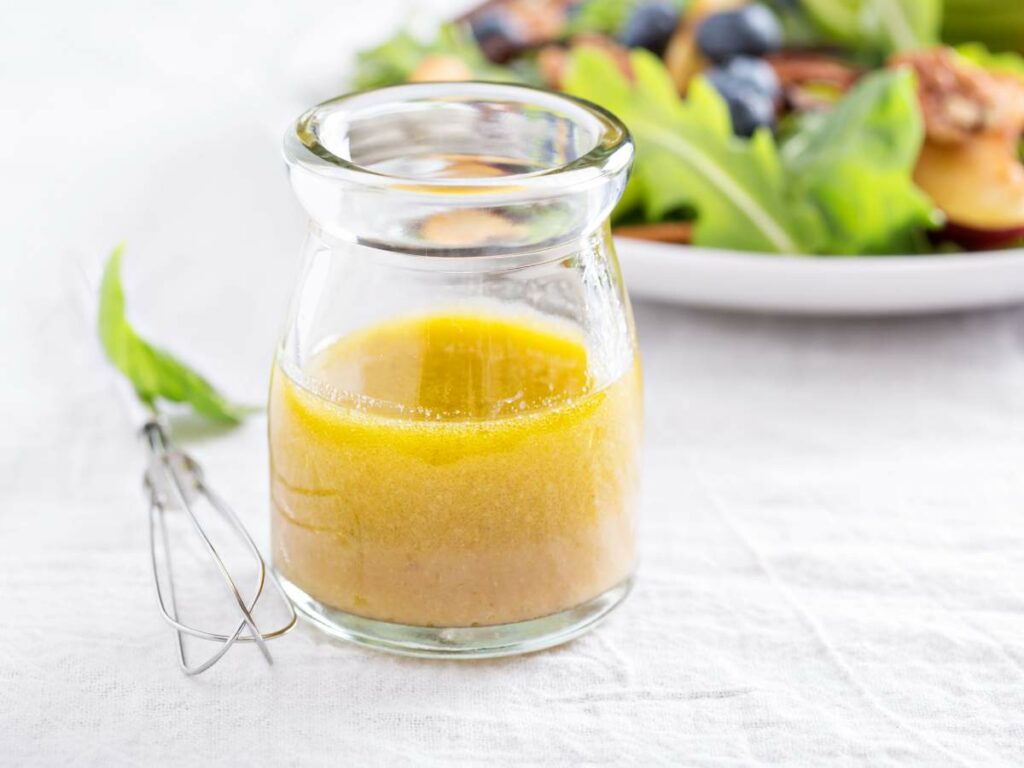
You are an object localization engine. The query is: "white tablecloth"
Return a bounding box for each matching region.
[4,1,1024,764]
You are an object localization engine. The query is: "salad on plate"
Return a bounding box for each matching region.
[351,0,1024,257]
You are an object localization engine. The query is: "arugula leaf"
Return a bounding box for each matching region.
[782,70,923,180]
[782,69,939,254]
[565,0,639,36]
[564,47,827,253]
[352,23,516,89]
[564,48,938,255]
[565,0,686,37]
[860,0,941,53]
[798,0,859,42]
[352,30,430,89]
[99,245,250,424]
[955,43,1024,79]
[762,0,826,48]
[800,0,941,56]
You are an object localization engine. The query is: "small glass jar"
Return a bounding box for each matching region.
[271,82,641,658]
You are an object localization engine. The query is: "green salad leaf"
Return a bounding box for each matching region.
[565,0,639,36]
[352,23,516,90]
[861,0,942,53]
[353,29,429,90]
[801,0,941,56]
[564,47,826,253]
[955,42,1024,77]
[564,48,938,255]
[99,245,250,424]
[565,0,686,37]
[782,69,940,254]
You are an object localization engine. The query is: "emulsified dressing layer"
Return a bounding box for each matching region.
[269,312,641,627]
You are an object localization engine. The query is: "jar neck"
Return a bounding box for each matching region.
[284,83,633,258]
[306,218,616,273]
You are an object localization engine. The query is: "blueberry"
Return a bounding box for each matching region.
[705,69,776,137]
[469,9,526,63]
[723,56,780,101]
[696,5,783,64]
[469,11,505,42]
[619,3,680,56]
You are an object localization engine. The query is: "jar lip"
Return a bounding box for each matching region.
[282,82,633,200]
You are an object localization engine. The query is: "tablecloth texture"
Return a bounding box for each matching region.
[4,1,1024,765]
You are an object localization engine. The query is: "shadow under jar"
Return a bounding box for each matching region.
[271,82,641,658]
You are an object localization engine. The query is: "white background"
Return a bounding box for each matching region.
[4,0,1024,764]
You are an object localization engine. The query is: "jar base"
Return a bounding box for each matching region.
[278,573,634,659]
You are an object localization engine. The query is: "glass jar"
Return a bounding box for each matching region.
[271,82,641,658]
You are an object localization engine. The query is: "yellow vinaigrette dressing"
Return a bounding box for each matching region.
[269,313,641,627]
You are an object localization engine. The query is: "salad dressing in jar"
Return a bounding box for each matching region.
[273,83,640,657]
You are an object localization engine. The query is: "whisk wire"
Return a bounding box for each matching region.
[143,420,296,675]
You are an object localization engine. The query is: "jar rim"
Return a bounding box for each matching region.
[282,82,633,202]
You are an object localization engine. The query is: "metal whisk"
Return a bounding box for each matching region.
[142,415,296,675]
[79,257,295,675]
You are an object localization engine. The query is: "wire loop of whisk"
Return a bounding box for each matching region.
[143,419,296,675]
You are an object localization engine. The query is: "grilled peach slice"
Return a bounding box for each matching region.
[914,134,1024,248]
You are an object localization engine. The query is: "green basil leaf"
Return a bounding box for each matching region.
[98,245,250,424]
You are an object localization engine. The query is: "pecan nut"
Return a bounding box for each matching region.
[890,48,1024,145]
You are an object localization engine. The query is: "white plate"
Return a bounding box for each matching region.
[616,238,1024,315]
